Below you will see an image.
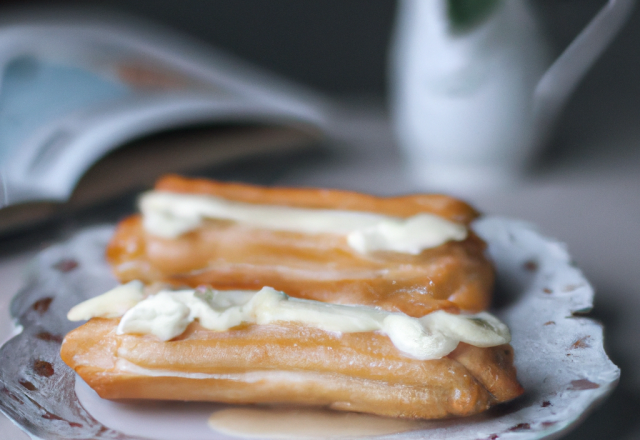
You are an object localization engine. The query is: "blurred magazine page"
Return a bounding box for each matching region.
[0,11,329,234]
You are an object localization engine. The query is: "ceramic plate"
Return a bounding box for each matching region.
[0,217,619,439]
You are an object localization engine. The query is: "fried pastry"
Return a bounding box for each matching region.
[62,322,521,419]
[62,284,523,419]
[106,175,495,316]
[61,176,523,420]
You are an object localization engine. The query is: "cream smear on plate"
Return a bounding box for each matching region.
[207,406,426,439]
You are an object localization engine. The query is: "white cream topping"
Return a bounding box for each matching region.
[139,190,467,255]
[67,280,145,321]
[70,283,510,360]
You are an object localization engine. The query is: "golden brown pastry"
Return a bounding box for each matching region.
[61,175,523,420]
[61,318,522,419]
[106,175,495,316]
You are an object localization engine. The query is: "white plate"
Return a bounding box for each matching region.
[0,217,619,439]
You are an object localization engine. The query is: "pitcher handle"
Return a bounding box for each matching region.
[534,0,636,136]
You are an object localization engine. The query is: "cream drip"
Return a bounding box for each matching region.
[207,407,425,439]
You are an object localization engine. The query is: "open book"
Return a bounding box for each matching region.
[0,12,329,234]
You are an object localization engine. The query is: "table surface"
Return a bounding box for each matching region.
[1,100,639,440]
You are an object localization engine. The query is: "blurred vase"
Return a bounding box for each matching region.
[390,0,635,192]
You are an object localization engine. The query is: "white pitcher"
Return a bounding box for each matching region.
[390,0,635,192]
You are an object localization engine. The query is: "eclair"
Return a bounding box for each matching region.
[61,176,523,420]
[106,175,495,317]
[62,284,523,419]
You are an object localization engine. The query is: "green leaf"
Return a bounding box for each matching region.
[447,0,502,32]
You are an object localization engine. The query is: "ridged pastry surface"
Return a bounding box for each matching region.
[107,175,494,316]
[61,318,523,419]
